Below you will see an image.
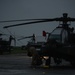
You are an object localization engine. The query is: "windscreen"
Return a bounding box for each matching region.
[49,27,68,43]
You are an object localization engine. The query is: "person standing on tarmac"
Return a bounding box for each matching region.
[29,46,42,67]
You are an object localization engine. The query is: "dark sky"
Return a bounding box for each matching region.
[0,0,75,46]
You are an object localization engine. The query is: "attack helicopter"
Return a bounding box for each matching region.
[18,34,36,50]
[2,13,75,66]
[0,33,16,54]
[18,34,46,56]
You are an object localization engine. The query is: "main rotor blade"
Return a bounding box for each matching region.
[0,19,51,23]
[3,17,75,28]
[0,33,9,36]
[3,19,56,28]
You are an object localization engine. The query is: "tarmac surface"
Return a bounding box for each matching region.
[0,53,75,75]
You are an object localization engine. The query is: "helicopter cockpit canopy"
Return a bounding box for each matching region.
[49,26,68,44]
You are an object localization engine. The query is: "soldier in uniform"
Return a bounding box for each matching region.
[29,46,42,67]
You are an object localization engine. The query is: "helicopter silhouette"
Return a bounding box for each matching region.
[18,34,35,50]
[18,34,46,52]
[0,33,16,54]
[2,13,75,66]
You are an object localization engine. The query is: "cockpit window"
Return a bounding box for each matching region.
[49,34,61,41]
[48,27,68,43]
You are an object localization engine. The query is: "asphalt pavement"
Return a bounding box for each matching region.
[0,53,75,75]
